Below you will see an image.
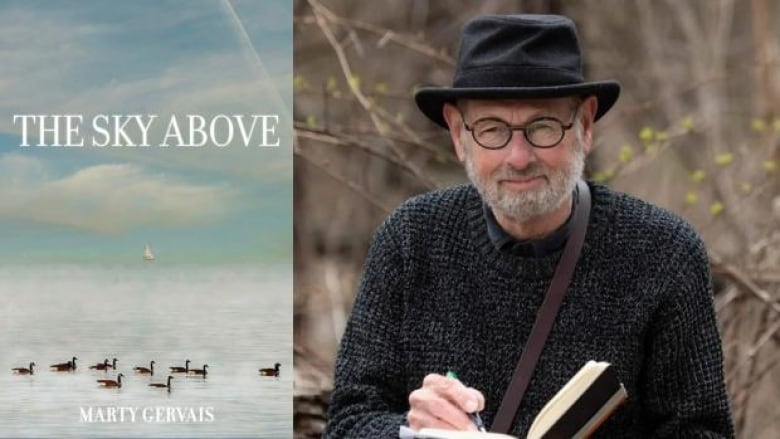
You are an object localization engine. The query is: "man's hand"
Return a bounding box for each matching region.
[407,373,486,431]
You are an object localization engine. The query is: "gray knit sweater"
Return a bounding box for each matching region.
[325,182,734,438]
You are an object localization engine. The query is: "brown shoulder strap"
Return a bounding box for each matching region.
[491,180,592,434]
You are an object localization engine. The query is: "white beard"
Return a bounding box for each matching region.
[463,133,585,223]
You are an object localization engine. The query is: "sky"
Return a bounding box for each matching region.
[0,0,292,263]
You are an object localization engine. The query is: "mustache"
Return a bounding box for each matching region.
[491,163,549,180]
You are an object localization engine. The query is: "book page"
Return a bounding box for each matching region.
[400,426,517,439]
[528,360,608,436]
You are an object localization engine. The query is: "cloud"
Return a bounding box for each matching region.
[0,153,237,234]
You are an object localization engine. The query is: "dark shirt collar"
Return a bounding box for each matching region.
[483,186,578,257]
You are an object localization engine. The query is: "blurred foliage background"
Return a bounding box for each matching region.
[292,1,780,437]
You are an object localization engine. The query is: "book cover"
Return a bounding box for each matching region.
[0,1,292,437]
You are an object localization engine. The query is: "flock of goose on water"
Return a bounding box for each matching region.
[12,357,282,392]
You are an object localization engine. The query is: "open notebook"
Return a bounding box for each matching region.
[399,361,627,439]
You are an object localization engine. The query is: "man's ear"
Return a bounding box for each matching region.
[442,102,466,162]
[580,95,598,154]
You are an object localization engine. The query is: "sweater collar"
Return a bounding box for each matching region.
[482,185,578,258]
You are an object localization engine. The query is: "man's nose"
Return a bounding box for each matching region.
[502,130,537,169]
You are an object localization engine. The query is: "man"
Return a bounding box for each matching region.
[324,14,734,438]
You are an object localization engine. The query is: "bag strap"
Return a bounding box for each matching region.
[491,180,592,433]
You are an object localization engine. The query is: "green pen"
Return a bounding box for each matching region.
[446,371,486,432]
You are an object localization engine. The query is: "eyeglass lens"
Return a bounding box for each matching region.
[471,118,564,148]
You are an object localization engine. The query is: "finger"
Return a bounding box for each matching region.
[426,375,481,414]
[422,373,449,388]
[465,387,486,412]
[409,387,476,431]
[407,408,458,431]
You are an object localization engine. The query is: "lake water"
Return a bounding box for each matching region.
[0,263,292,438]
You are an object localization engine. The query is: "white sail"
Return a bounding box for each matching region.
[143,243,155,261]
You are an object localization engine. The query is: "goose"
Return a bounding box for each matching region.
[89,358,116,370]
[12,362,35,375]
[51,356,77,371]
[149,375,173,391]
[89,359,110,370]
[188,364,208,377]
[169,359,191,373]
[97,373,124,388]
[134,360,155,375]
[259,363,281,377]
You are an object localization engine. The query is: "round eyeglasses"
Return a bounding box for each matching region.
[461,106,579,149]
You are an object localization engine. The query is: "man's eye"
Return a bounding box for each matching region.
[479,126,502,134]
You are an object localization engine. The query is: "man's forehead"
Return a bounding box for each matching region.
[458,97,576,113]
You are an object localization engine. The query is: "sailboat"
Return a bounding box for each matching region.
[143,243,155,261]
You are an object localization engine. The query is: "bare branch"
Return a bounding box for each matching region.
[309,0,387,137]
[308,0,453,188]
[294,142,393,214]
[295,14,455,66]
[295,123,438,188]
[746,319,780,359]
[715,285,741,313]
[711,255,780,315]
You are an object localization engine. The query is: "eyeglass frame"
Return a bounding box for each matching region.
[459,104,580,150]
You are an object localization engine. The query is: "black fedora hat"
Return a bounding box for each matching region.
[415,14,620,128]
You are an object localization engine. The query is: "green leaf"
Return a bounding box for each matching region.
[751,118,766,133]
[326,75,338,93]
[681,116,694,133]
[374,82,390,95]
[709,201,724,216]
[689,170,706,183]
[294,74,308,91]
[348,74,362,91]
[685,191,698,205]
[638,126,654,143]
[619,144,633,163]
[714,153,734,166]
[592,169,615,183]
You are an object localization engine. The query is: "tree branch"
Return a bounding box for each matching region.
[295,123,438,189]
[295,14,455,66]
[293,141,393,214]
[710,254,780,315]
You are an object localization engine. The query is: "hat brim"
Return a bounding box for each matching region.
[414,81,620,129]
